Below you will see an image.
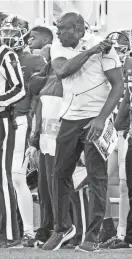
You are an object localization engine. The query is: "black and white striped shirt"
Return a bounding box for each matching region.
[0,45,25,113]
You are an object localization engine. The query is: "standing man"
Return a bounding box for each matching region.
[42,12,124,252]
[0,23,25,247]
[107,57,132,249]
[0,16,47,247]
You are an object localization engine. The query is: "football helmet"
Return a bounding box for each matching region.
[0,14,29,50]
[106,29,131,61]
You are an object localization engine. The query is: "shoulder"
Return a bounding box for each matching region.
[51,40,66,61]
[51,40,62,51]
[101,46,121,71]
[81,33,104,49]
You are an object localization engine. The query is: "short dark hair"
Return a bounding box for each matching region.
[31,26,53,43]
[58,12,85,36]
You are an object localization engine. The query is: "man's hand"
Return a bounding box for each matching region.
[90,39,112,56]
[25,146,37,160]
[30,146,37,160]
[84,116,106,142]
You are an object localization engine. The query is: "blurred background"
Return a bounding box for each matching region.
[0,0,132,38]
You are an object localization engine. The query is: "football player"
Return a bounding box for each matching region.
[99,30,132,249]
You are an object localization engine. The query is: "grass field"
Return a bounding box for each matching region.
[0,248,132,259]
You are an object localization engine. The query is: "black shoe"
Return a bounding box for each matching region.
[22,234,34,247]
[41,225,76,251]
[34,228,51,248]
[109,241,132,249]
[75,241,100,252]
[99,236,118,249]
[99,218,117,243]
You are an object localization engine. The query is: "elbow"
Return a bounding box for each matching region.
[53,66,68,79]
[56,69,67,79]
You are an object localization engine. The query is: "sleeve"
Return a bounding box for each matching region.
[51,40,68,61]
[101,46,121,72]
[0,51,25,106]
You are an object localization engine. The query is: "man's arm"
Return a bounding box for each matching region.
[0,51,25,106]
[114,86,130,130]
[29,99,42,149]
[98,67,124,120]
[85,67,124,142]
[52,40,112,79]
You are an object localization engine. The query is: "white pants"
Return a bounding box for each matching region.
[12,115,34,236]
[108,131,129,239]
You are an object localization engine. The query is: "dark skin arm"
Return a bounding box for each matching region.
[84,67,124,142]
[114,86,130,131]
[52,40,112,79]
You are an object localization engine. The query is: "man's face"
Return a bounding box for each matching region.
[27,30,45,52]
[56,17,81,48]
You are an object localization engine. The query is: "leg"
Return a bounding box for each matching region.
[35,153,54,245]
[100,149,118,243]
[38,153,53,231]
[124,139,132,244]
[70,190,85,246]
[12,116,34,240]
[0,117,20,243]
[110,138,132,249]
[52,120,83,232]
[84,141,108,243]
[117,131,129,240]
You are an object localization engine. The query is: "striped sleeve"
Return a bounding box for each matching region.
[0,51,25,106]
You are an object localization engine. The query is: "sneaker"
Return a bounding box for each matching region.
[99,228,117,243]
[109,241,132,249]
[75,241,100,252]
[41,225,76,251]
[22,234,34,247]
[99,236,118,248]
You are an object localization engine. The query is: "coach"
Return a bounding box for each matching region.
[42,12,124,252]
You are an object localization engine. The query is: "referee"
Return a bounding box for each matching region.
[0,43,25,247]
